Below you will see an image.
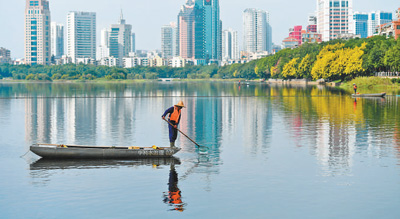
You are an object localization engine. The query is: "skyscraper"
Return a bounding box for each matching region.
[109,11,132,65]
[161,22,178,58]
[67,11,96,62]
[97,28,110,60]
[131,33,136,53]
[353,12,368,38]
[51,22,64,59]
[202,0,222,63]
[178,0,196,59]
[177,0,222,63]
[317,0,354,41]
[222,28,239,61]
[24,0,51,65]
[368,11,393,37]
[243,8,272,54]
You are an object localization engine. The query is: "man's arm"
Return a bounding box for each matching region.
[162,107,174,119]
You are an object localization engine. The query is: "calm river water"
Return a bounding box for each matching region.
[0,81,399,218]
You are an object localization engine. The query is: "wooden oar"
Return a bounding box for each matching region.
[163,118,206,149]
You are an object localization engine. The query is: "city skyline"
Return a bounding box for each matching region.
[0,0,399,58]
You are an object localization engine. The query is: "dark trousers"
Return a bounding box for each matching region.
[354,89,357,94]
[168,121,178,143]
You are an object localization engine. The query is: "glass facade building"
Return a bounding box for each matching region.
[353,12,368,38]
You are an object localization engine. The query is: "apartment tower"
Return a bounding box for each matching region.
[161,22,179,58]
[67,11,96,62]
[317,0,354,41]
[222,28,239,61]
[51,22,64,59]
[243,8,272,53]
[24,0,51,65]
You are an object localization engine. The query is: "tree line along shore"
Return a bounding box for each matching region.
[1,36,399,87]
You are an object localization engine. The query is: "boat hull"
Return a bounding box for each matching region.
[30,144,181,159]
[352,93,386,98]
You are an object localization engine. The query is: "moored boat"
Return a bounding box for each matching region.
[352,92,386,98]
[30,143,181,159]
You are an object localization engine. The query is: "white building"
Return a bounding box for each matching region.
[67,11,96,63]
[243,8,272,54]
[170,57,186,68]
[161,22,179,58]
[51,22,64,59]
[97,28,110,60]
[222,28,239,61]
[317,0,354,41]
[368,11,393,37]
[99,57,119,67]
[24,0,51,65]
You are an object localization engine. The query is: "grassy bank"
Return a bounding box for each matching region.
[340,77,400,93]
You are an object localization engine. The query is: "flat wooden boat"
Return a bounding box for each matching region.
[352,92,386,98]
[30,143,181,159]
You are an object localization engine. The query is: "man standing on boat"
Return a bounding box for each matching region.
[353,83,357,94]
[162,101,185,148]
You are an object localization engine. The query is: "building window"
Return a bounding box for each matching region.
[32,47,37,51]
[31,52,37,56]
[397,26,400,30]
[31,42,37,46]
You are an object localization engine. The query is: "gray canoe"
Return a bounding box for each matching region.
[352,92,386,98]
[30,144,181,159]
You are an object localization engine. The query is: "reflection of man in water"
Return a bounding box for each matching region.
[163,164,184,212]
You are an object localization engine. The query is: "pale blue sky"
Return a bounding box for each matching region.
[0,0,398,58]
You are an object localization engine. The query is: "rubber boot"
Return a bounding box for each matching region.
[170,142,175,148]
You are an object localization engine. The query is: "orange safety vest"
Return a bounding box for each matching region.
[169,191,182,204]
[354,85,357,89]
[170,107,181,123]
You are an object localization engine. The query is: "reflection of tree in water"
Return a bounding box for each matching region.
[163,164,185,212]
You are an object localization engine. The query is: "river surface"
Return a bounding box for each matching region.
[0,81,399,218]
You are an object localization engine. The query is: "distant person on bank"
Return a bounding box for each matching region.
[162,101,185,148]
[353,83,357,94]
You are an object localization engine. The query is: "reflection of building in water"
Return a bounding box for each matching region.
[177,97,223,191]
[25,98,53,144]
[315,119,355,174]
[241,98,273,154]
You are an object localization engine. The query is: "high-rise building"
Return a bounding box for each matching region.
[0,47,12,64]
[67,11,96,62]
[97,28,110,60]
[109,11,132,66]
[368,11,393,37]
[161,22,178,58]
[131,33,136,53]
[202,0,222,63]
[178,0,196,59]
[177,0,222,63]
[317,0,354,41]
[243,8,272,54]
[51,22,64,59]
[222,28,239,61]
[24,0,51,65]
[353,12,368,38]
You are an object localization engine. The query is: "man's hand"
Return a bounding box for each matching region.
[174,125,177,129]
[162,116,165,120]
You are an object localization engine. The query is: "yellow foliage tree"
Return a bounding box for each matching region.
[282,58,299,79]
[297,54,312,78]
